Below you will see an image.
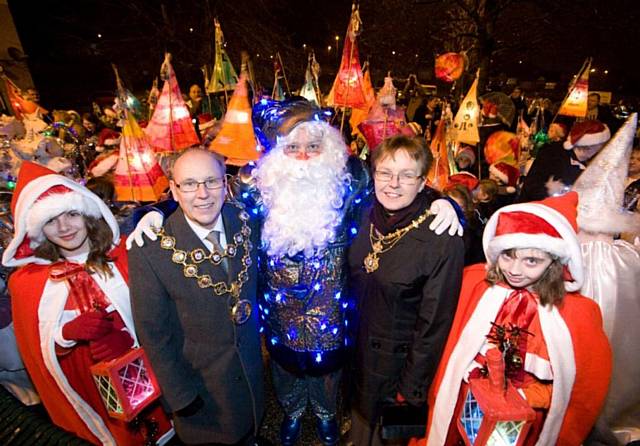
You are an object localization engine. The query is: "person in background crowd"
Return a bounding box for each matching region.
[518,120,610,202]
[2,162,173,446]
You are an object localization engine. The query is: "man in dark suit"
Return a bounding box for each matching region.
[128,148,263,445]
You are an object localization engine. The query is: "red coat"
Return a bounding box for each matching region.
[9,240,170,445]
[411,264,612,446]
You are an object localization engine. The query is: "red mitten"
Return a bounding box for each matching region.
[62,310,113,341]
[89,330,134,362]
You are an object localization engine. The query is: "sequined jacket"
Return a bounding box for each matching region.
[234,157,371,373]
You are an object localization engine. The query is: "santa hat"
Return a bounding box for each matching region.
[563,120,610,149]
[489,162,519,193]
[455,145,476,165]
[573,113,640,234]
[483,191,583,292]
[447,172,479,192]
[197,113,216,132]
[2,161,120,267]
[97,128,121,149]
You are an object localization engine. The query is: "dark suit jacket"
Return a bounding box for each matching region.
[129,204,263,445]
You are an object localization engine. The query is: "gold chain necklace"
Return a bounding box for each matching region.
[363,208,432,273]
[156,208,254,324]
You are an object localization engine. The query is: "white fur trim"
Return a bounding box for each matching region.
[482,202,584,291]
[535,302,576,445]
[427,286,510,446]
[577,211,640,235]
[427,285,577,446]
[487,233,569,263]
[489,163,508,185]
[26,192,102,247]
[524,352,553,380]
[38,280,116,445]
[2,174,120,268]
[563,126,611,150]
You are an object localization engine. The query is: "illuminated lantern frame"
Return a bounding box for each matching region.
[90,348,162,422]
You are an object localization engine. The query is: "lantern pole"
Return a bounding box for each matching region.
[551,57,592,125]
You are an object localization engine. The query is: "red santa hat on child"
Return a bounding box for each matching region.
[447,172,479,193]
[455,145,476,165]
[2,162,120,267]
[483,191,583,292]
[563,120,610,150]
[489,162,519,193]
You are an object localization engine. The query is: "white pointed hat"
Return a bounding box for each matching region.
[573,113,640,234]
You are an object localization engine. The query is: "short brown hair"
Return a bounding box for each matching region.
[371,135,433,177]
[485,249,566,306]
[34,216,115,277]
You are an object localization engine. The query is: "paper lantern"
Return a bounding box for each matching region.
[457,349,536,446]
[209,74,261,166]
[115,113,169,202]
[558,61,590,118]
[206,19,239,93]
[452,74,480,145]
[484,131,520,166]
[435,52,467,83]
[427,119,451,191]
[145,53,200,153]
[90,348,162,422]
[327,4,368,109]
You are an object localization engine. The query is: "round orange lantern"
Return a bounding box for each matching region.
[484,130,520,166]
[435,52,467,83]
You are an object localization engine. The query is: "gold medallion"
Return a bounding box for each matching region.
[231,299,252,325]
[363,252,379,273]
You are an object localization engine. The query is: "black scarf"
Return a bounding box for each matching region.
[370,189,432,235]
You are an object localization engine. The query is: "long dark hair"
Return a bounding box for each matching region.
[486,248,566,306]
[33,216,114,277]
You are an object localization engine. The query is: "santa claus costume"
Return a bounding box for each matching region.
[2,162,173,446]
[412,191,612,446]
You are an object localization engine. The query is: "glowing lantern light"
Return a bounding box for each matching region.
[326,3,368,109]
[456,349,536,445]
[90,349,162,422]
[484,131,520,166]
[435,52,468,83]
[452,71,480,145]
[558,59,591,118]
[209,74,261,166]
[145,53,200,153]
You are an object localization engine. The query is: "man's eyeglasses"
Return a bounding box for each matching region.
[374,170,423,186]
[174,177,225,192]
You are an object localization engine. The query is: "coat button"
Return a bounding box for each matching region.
[371,341,381,349]
[413,390,422,397]
[235,375,243,382]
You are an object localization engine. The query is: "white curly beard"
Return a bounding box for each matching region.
[255,121,349,258]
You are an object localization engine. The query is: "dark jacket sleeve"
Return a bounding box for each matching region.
[399,232,465,405]
[128,244,199,412]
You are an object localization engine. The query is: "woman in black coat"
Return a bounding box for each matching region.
[348,136,465,445]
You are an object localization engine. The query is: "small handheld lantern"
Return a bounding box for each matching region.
[457,348,536,446]
[90,348,162,421]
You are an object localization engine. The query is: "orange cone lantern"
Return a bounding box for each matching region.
[209,74,260,166]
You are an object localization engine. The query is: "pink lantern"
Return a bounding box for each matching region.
[91,348,162,422]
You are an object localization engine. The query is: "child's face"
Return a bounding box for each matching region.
[497,248,553,289]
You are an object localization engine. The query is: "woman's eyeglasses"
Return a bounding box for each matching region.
[374,170,422,185]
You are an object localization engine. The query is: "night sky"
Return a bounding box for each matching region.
[7,0,640,110]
